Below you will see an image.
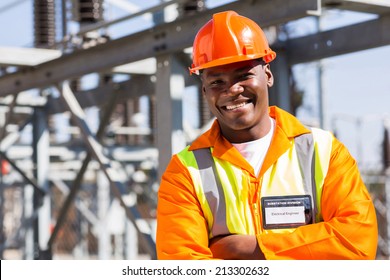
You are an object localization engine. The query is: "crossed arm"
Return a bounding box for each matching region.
[209,234,265,260]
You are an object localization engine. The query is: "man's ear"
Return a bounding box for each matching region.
[265,64,274,87]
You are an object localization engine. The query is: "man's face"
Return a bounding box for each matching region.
[201,59,274,143]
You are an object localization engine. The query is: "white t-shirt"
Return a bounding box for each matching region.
[232,117,275,176]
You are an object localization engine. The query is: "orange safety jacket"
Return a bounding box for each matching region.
[156,106,378,260]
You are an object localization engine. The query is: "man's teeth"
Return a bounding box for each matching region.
[226,102,247,110]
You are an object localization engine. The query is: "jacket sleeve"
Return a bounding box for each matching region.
[257,138,378,259]
[156,155,215,260]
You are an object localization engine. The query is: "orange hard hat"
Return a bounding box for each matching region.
[189,11,276,75]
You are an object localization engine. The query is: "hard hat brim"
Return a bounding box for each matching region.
[189,51,276,75]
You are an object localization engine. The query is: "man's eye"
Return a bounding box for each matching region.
[241,73,253,79]
[210,80,224,86]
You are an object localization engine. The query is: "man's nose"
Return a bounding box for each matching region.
[228,82,244,95]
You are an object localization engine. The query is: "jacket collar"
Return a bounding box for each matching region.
[188,106,311,177]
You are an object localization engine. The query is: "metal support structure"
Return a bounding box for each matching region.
[269,50,292,113]
[0,115,46,216]
[75,0,190,37]
[287,14,390,65]
[386,169,390,257]
[322,0,390,15]
[0,0,318,97]
[56,81,156,259]
[51,178,99,226]
[0,157,4,259]
[0,109,5,259]
[0,151,45,197]
[97,171,111,259]
[46,75,155,115]
[315,16,326,129]
[384,118,390,257]
[0,116,37,258]
[0,92,20,140]
[23,184,35,259]
[0,116,32,151]
[61,0,67,41]
[47,85,121,248]
[32,106,51,259]
[155,54,186,179]
[125,215,138,259]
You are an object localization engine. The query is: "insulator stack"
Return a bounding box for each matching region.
[78,0,104,23]
[178,0,205,15]
[149,96,156,144]
[33,0,56,48]
[383,125,390,170]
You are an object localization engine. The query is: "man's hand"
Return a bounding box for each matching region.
[209,234,266,260]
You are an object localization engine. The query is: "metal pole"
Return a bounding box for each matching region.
[155,54,186,180]
[385,171,390,258]
[23,185,34,259]
[32,107,52,259]
[0,110,5,259]
[384,118,390,258]
[316,15,326,129]
[0,157,4,259]
[97,171,111,259]
[268,50,291,113]
[61,0,67,41]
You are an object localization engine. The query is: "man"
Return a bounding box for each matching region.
[156,10,378,260]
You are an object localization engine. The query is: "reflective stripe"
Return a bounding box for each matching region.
[311,127,333,221]
[193,148,230,237]
[294,132,317,223]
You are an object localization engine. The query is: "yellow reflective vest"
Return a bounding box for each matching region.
[186,126,332,238]
[157,106,378,259]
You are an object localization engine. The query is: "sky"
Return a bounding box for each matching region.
[287,10,390,170]
[0,0,389,171]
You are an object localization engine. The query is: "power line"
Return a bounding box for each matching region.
[0,0,30,15]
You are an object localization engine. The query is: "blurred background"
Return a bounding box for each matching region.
[0,0,389,260]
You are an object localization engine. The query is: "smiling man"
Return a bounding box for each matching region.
[156,11,378,260]
[200,59,272,143]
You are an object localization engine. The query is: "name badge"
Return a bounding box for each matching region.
[261,195,313,229]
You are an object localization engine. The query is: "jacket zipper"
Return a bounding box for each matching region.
[253,203,261,234]
[252,177,263,234]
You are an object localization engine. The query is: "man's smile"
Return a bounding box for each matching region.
[222,99,253,111]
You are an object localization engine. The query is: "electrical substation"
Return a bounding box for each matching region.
[0,0,390,260]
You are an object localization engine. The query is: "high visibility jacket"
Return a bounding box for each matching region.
[156,106,378,260]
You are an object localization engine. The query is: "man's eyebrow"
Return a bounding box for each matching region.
[204,66,253,78]
[235,66,253,73]
[202,62,260,79]
[203,71,223,79]
[234,62,261,73]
